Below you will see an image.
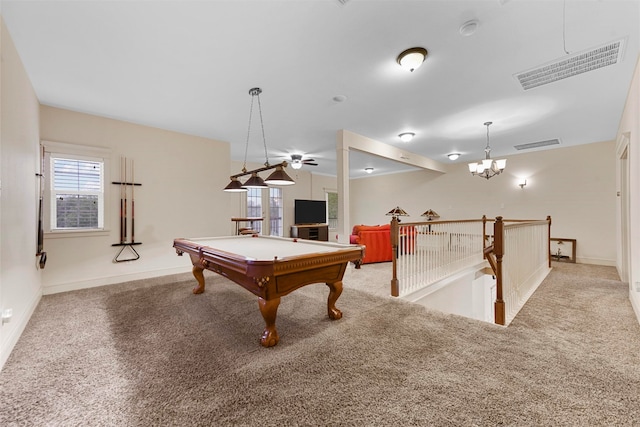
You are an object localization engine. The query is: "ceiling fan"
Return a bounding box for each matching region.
[289,154,318,170]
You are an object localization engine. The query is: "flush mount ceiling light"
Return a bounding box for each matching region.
[364,167,374,174]
[468,121,507,180]
[398,132,415,143]
[396,47,428,72]
[223,87,295,192]
[448,153,460,161]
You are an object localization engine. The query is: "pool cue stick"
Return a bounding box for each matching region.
[119,156,125,244]
[36,145,47,268]
[131,159,135,243]
[123,157,128,243]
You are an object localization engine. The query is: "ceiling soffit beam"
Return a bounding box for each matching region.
[337,129,449,174]
[334,129,449,245]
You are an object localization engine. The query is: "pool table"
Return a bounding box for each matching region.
[173,235,364,347]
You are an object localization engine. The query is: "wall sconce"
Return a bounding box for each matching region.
[518,178,527,189]
[364,167,374,174]
[398,132,415,143]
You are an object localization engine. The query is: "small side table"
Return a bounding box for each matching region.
[231,217,263,235]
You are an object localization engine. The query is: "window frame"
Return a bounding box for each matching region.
[42,140,111,238]
[269,187,283,237]
[246,188,263,234]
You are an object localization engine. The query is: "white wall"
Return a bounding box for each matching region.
[39,106,232,293]
[0,16,43,369]
[616,54,640,322]
[349,140,617,266]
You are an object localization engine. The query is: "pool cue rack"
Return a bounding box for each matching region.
[111,156,142,263]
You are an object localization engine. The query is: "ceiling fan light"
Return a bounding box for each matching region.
[291,160,302,170]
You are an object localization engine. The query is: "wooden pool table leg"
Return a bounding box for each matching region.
[326,281,343,320]
[191,264,206,294]
[258,297,281,347]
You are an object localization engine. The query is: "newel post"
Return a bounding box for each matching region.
[494,216,505,325]
[390,216,400,297]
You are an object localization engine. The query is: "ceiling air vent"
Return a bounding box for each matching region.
[515,39,625,90]
[514,139,560,151]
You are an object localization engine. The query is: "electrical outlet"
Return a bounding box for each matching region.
[1,308,13,324]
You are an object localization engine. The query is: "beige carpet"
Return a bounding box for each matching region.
[1,261,639,426]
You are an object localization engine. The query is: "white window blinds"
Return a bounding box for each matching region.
[51,156,104,230]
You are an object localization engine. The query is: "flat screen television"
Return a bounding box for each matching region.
[294,199,326,224]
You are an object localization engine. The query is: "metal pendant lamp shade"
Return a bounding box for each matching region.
[264,165,295,186]
[224,177,247,192]
[242,172,268,189]
[223,87,295,191]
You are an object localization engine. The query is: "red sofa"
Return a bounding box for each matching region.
[350,224,417,265]
[350,224,393,264]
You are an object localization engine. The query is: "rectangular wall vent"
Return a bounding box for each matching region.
[514,139,560,151]
[515,39,625,90]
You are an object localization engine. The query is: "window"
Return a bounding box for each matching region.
[269,187,283,236]
[246,188,263,233]
[51,156,104,229]
[43,141,110,235]
[327,191,338,230]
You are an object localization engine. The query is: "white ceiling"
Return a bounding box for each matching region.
[3,0,639,178]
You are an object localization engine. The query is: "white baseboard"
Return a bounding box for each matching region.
[43,266,191,295]
[576,257,616,266]
[1,291,41,371]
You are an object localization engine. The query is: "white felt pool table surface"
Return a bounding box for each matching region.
[180,235,359,261]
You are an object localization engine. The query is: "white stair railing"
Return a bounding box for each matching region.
[391,219,485,297]
[390,215,552,327]
[502,219,551,325]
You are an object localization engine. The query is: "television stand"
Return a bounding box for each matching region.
[290,224,329,241]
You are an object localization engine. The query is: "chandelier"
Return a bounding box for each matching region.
[223,88,295,192]
[468,121,506,180]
